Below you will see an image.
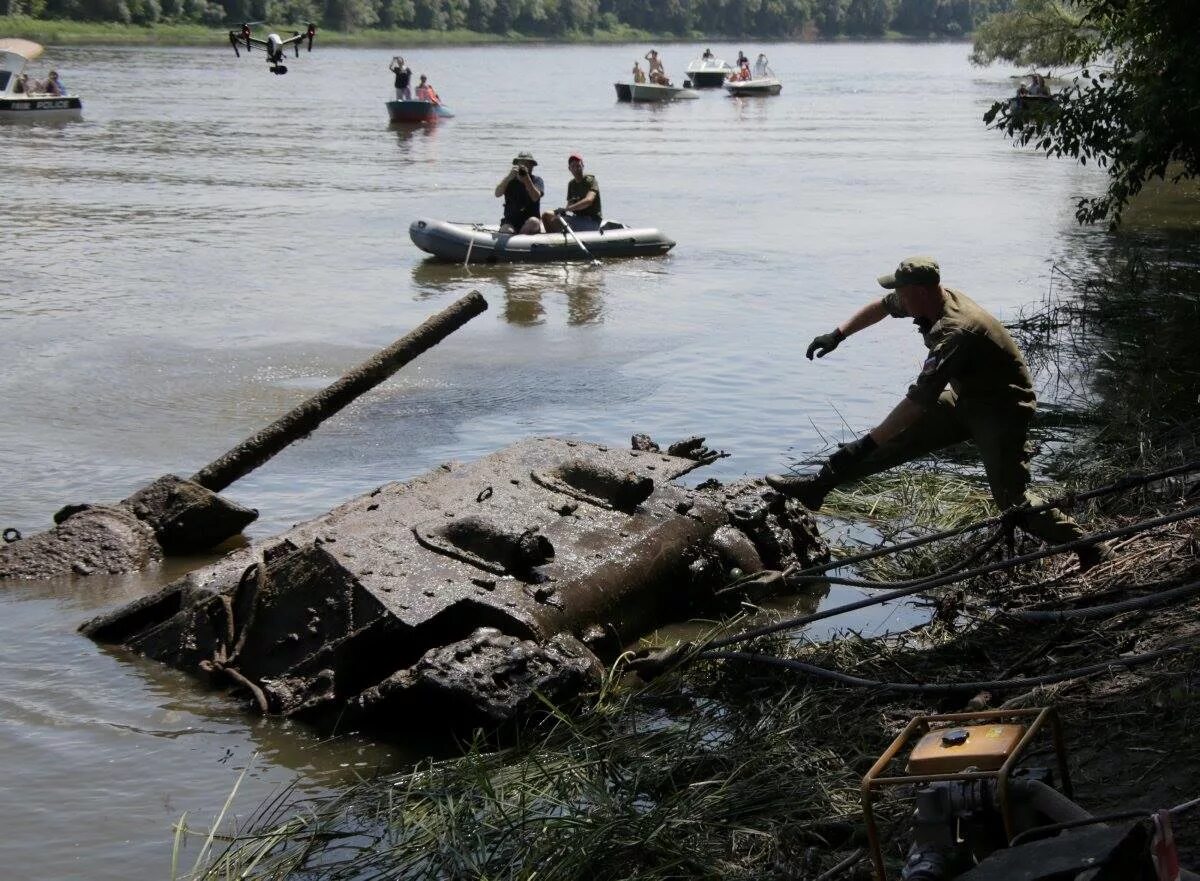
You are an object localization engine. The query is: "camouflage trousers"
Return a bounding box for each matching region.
[834,390,1085,546]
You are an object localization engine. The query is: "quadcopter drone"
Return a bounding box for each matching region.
[228,22,317,75]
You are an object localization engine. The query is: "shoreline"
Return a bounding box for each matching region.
[0,16,971,48]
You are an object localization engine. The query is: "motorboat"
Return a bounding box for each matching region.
[625,82,699,102]
[0,39,82,121]
[725,57,782,96]
[684,54,733,88]
[725,76,782,97]
[387,99,454,123]
[410,218,675,264]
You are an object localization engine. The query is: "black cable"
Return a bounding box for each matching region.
[702,503,1200,654]
[1009,793,1200,846]
[1006,578,1200,622]
[788,527,1006,590]
[789,459,1200,578]
[706,645,1185,694]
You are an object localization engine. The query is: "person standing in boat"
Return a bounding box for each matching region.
[632,61,646,83]
[645,49,664,77]
[543,153,602,233]
[390,56,412,100]
[496,151,546,235]
[414,74,440,105]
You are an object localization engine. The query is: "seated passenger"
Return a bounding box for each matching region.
[632,61,646,84]
[497,151,546,235]
[45,70,64,96]
[1028,73,1051,97]
[650,69,672,86]
[13,73,28,94]
[701,48,714,60]
[542,153,602,234]
[414,74,440,104]
[737,59,751,80]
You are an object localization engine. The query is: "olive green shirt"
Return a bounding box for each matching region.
[567,174,601,218]
[882,287,1036,412]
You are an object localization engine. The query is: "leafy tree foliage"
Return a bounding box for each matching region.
[978,0,1200,226]
[969,0,1092,68]
[12,0,1013,37]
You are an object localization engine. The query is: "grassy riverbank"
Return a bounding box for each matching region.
[0,16,664,47]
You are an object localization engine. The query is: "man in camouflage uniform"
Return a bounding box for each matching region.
[767,256,1112,570]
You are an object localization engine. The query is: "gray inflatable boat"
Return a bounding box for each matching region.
[410,218,676,264]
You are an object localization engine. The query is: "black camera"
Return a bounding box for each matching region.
[518,166,528,177]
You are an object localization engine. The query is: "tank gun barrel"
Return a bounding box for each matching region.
[191,291,488,493]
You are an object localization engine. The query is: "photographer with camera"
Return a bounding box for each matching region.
[495,152,546,234]
[389,56,412,100]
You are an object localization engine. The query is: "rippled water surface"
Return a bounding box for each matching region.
[2,41,1109,876]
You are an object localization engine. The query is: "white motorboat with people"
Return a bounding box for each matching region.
[617,49,699,102]
[615,80,699,102]
[684,50,733,88]
[0,39,82,121]
[410,217,675,264]
[724,52,782,97]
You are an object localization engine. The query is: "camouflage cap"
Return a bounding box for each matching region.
[877,256,941,289]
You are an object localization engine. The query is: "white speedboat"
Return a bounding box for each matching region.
[725,76,782,97]
[0,39,82,121]
[685,55,733,88]
[627,82,699,102]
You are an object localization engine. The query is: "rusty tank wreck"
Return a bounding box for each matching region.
[82,435,827,731]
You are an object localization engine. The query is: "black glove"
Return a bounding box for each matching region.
[828,434,878,475]
[806,327,845,360]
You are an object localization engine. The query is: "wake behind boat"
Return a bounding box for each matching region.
[0,39,82,121]
[410,218,675,264]
[387,99,454,123]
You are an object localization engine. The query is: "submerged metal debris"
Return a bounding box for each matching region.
[82,436,827,730]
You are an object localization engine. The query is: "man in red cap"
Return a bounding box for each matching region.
[544,153,602,233]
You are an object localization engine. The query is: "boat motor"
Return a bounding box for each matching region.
[860,708,1186,880]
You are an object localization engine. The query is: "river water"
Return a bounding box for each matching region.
[1,40,1110,877]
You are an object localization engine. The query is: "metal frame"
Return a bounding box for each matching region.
[859,707,1071,881]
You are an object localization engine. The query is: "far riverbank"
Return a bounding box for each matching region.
[0,15,961,48]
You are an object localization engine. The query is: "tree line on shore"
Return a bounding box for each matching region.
[5,0,1014,39]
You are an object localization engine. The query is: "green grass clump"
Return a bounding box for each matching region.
[187,674,877,880]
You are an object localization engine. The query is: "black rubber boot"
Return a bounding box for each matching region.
[1076,541,1116,573]
[764,467,835,511]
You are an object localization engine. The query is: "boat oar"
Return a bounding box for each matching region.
[556,211,602,267]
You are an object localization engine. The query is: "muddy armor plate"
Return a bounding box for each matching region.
[82,437,826,731]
